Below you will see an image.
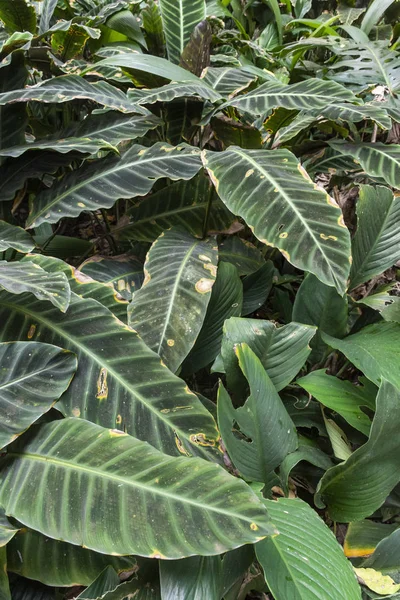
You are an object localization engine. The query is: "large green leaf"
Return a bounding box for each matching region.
[77,566,119,599]
[242,262,276,316]
[255,498,361,600]
[219,317,316,393]
[361,0,395,34]
[279,435,334,494]
[181,261,242,376]
[160,555,221,600]
[66,112,162,144]
[0,288,218,457]
[38,0,58,34]
[358,286,400,323]
[26,143,202,228]
[0,341,76,450]
[218,344,297,484]
[0,75,150,114]
[349,185,400,289]
[316,379,400,522]
[329,141,400,189]
[310,103,392,130]
[179,19,212,77]
[297,370,376,436]
[323,322,400,390]
[0,261,70,312]
[0,221,34,253]
[202,66,256,97]
[0,418,273,558]
[344,520,398,559]
[7,529,138,587]
[0,0,36,34]
[128,228,217,372]
[0,137,116,158]
[159,0,205,64]
[218,237,265,276]
[203,147,351,294]
[80,254,144,301]
[127,81,222,104]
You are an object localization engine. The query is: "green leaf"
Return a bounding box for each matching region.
[0,261,70,312]
[26,143,202,229]
[255,498,362,600]
[38,0,58,35]
[0,547,10,600]
[51,23,94,62]
[78,577,161,600]
[0,221,34,253]
[222,79,359,116]
[203,147,351,294]
[311,103,392,130]
[142,0,165,56]
[221,546,254,600]
[349,185,400,290]
[220,317,316,393]
[317,379,400,522]
[329,141,400,189]
[242,262,276,316]
[160,555,221,600]
[179,20,212,77]
[0,75,150,115]
[67,112,162,144]
[128,228,217,372]
[218,237,264,276]
[0,0,36,34]
[361,0,396,35]
[0,50,28,152]
[7,529,138,587]
[0,508,19,547]
[77,566,120,599]
[159,0,205,64]
[279,435,334,494]
[359,288,400,323]
[297,370,376,436]
[362,528,400,579]
[0,137,116,158]
[202,66,256,97]
[127,81,222,104]
[0,341,76,450]
[324,414,352,461]
[106,9,147,48]
[322,322,400,390]
[218,343,297,484]
[0,288,219,457]
[344,520,398,559]
[292,273,348,362]
[80,254,144,301]
[181,261,243,375]
[0,417,273,558]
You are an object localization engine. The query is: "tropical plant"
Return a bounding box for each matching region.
[0,0,400,598]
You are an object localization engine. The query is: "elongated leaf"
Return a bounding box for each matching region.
[128,228,217,372]
[7,529,138,587]
[0,137,116,158]
[0,221,34,253]
[223,79,359,116]
[0,0,36,34]
[0,50,28,153]
[349,185,400,289]
[0,418,273,557]
[218,344,297,484]
[0,341,76,450]
[142,0,165,56]
[86,53,200,82]
[0,261,70,312]
[311,103,392,130]
[80,254,143,301]
[27,143,202,228]
[159,0,205,64]
[0,288,219,457]
[181,262,242,375]
[128,81,221,104]
[317,379,400,522]
[179,19,211,77]
[66,112,162,144]
[39,0,58,34]
[361,0,396,35]
[160,555,221,600]
[0,546,10,600]
[298,370,376,436]
[329,141,400,189]
[242,262,275,316]
[79,578,161,600]
[344,520,398,559]
[77,566,119,599]
[0,75,150,115]
[203,147,351,294]
[359,288,400,323]
[202,67,256,97]
[323,322,400,390]
[106,9,147,48]
[256,498,361,600]
[218,237,264,276]
[362,528,400,581]
[279,435,333,493]
[220,317,316,393]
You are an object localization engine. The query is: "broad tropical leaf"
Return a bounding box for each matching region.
[218,238,264,276]
[358,287,400,323]
[0,341,77,450]
[311,103,392,130]
[0,508,19,547]
[242,262,276,316]
[0,50,28,152]
[203,147,351,294]
[179,19,212,76]
[38,0,58,34]
[160,556,221,600]
[7,529,138,587]
[256,498,361,600]
[218,344,297,484]
[0,288,219,457]
[279,435,333,493]
[80,254,144,301]
[0,221,34,253]
[0,137,117,158]
[159,0,205,64]
[316,379,400,522]
[128,228,217,372]
[0,261,70,312]
[127,81,222,104]
[66,112,162,144]
[329,141,400,189]
[344,520,398,559]
[0,418,273,557]
[202,67,257,97]
[26,143,202,228]
[349,185,400,289]
[76,566,119,599]
[0,0,36,34]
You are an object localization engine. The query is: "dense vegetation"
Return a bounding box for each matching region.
[0,0,400,597]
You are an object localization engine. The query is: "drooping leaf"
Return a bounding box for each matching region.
[0,221,34,253]
[344,520,398,559]
[80,254,143,301]
[0,261,70,312]
[51,23,96,62]
[127,81,222,104]
[311,103,392,130]
[255,498,362,600]
[66,112,162,144]
[179,20,212,77]
[218,343,298,484]
[0,418,273,558]
[359,288,400,323]
[38,0,58,35]
[242,262,276,316]
[159,555,221,600]
[0,137,116,159]
[128,228,217,372]
[77,566,119,599]
[0,341,77,450]
[26,143,202,228]
[202,67,257,98]
[349,185,400,289]
[279,435,334,494]
[361,0,396,34]
[317,379,400,522]
[0,288,219,458]
[0,0,36,34]
[218,237,265,276]
[203,147,351,294]
[362,528,400,580]
[106,9,147,48]
[159,0,206,64]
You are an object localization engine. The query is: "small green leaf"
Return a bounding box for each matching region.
[0,221,34,253]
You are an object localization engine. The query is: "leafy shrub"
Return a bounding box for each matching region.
[0,0,399,598]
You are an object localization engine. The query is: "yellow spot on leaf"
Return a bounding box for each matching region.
[167,339,175,346]
[195,278,214,293]
[110,429,128,437]
[250,523,258,531]
[77,202,85,208]
[149,550,167,559]
[204,263,217,277]
[116,414,122,425]
[27,324,36,339]
[338,214,346,227]
[96,367,108,400]
[199,254,211,262]
[190,433,216,447]
[117,279,126,291]
[245,169,254,177]
[175,432,190,456]
[354,568,400,595]
[320,233,338,241]
[206,167,219,193]
[143,268,151,286]
[72,408,81,417]
[279,232,288,239]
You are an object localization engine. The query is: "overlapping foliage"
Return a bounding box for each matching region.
[0,0,400,598]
